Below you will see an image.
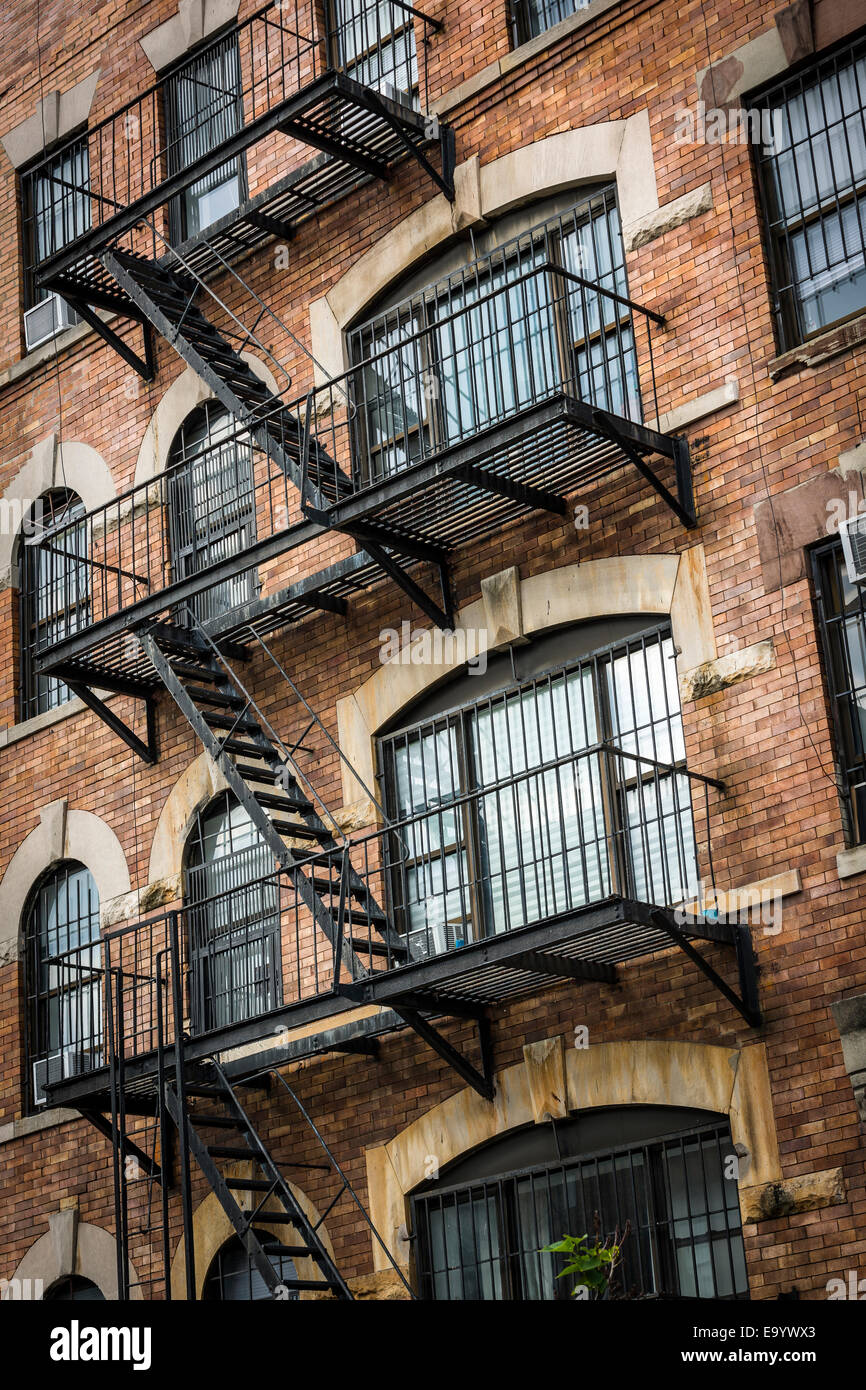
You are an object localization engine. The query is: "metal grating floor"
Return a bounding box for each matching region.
[327,397,683,552]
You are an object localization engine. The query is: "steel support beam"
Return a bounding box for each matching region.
[392,1006,495,1101]
[591,413,696,529]
[65,680,158,764]
[59,292,155,381]
[650,909,762,1026]
[83,1110,162,1180]
[508,949,618,984]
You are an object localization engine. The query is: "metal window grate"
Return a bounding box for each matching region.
[22,137,91,310]
[19,488,89,722]
[508,0,586,48]
[812,537,866,843]
[413,1122,748,1301]
[167,401,258,625]
[165,29,247,244]
[752,32,866,351]
[378,625,697,958]
[347,188,640,487]
[330,0,420,108]
[202,1231,299,1300]
[185,792,281,1032]
[23,861,102,1110]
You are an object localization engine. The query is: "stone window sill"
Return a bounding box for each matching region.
[769,311,866,380]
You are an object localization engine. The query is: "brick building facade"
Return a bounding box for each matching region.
[1,0,865,1306]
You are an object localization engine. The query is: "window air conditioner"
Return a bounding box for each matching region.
[32,1045,98,1105]
[840,512,866,585]
[23,293,80,353]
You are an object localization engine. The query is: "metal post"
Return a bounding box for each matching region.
[168,911,196,1300]
[105,961,127,1300]
[155,947,172,1301]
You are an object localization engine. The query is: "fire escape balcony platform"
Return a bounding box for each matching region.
[34,70,452,314]
[43,995,409,1115]
[33,520,395,694]
[341,897,744,1011]
[322,395,694,553]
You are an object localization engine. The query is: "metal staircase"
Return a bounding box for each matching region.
[165,1058,354,1299]
[135,612,407,977]
[101,247,348,505]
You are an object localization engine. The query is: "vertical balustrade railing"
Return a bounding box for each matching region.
[21,0,443,290]
[300,261,667,504]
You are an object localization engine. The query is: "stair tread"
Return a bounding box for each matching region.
[190,1113,245,1128]
[265,1245,318,1259]
[347,935,404,957]
[226,1177,276,1191]
[271,819,331,840]
[185,686,244,708]
[219,738,281,760]
[253,790,313,813]
[235,762,287,783]
[168,660,225,683]
[203,710,261,734]
[273,1279,335,1290]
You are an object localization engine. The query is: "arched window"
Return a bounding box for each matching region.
[19,488,88,721]
[348,187,636,485]
[202,1231,298,1301]
[23,861,101,1109]
[167,401,257,623]
[411,1107,749,1301]
[185,792,280,1032]
[43,1276,105,1302]
[377,619,697,959]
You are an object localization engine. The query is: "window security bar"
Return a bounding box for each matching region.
[752,32,866,351]
[412,1121,748,1300]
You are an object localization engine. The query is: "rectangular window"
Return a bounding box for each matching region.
[413,1123,748,1301]
[812,537,866,843]
[753,33,866,350]
[378,626,697,960]
[330,1,419,106]
[165,29,246,243]
[22,137,91,309]
[348,188,638,487]
[509,0,585,48]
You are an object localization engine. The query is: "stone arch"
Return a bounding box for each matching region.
[148,750,229,886]
[134,354,281,486]
[310,116,659,379]
[170,1165,336,1299]
[5,1209,142,1300]
[0,800,131,963]
[336,549,715,807]
[0,436,116,588]
[364,1038,781,1272]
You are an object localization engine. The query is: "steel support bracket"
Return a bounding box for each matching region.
[591,413,697,529]
[65,680,158,764]
[83,1109,162,1181]
[392,1005,495,1101]
[57,288,155,382]
[650,909,762,1026]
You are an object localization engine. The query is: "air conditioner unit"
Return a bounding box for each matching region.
[32,1045,98,1105]
[23,293,80,353]
[840,512,866,585]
